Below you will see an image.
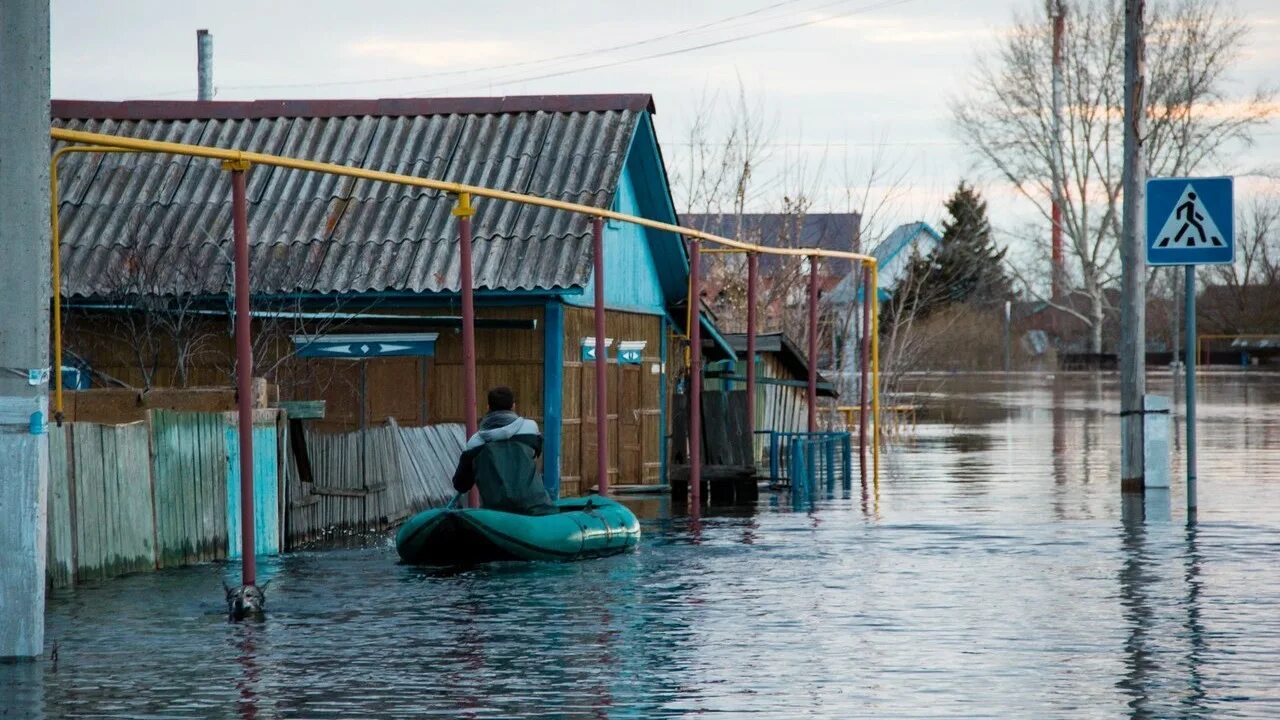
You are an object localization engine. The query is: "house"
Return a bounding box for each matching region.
[823,221,941,373]
[682,212,861,368]
[51,94,709,497]
[703,332,838,466]
[826,221,942,306]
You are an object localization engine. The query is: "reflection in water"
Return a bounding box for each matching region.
[231,623,263,720]
[1183,521,1208,717]
[1118,493,1158,719]
[28,374,1280,718]
[0,660,43,720]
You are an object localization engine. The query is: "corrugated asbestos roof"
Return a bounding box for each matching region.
[52,95,654,298]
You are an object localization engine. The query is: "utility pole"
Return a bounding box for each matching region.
[197,29,213,101]
[1119,0,1147,493]
[0,0,52,660]
[1049,0,1067,301]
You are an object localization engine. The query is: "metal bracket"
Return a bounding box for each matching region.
[451,192,475,218]
[220,158,251,172]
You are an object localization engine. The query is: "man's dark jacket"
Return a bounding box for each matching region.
[452,411,556,516]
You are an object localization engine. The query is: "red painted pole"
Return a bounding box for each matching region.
[807,255,819,434]
[859,267,871,483]
[230,164,255,586]
[592,217,609,496]
[688,239,702,508]
[455,193,480,508]
[745,252,758,466]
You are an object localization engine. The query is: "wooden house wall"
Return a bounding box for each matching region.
[560,307,664,496]
[64,305,547,435]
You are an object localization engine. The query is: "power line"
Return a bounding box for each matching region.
[419,0,916,95]
[140,0,814,98]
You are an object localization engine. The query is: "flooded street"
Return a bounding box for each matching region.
[9,372,1280,718]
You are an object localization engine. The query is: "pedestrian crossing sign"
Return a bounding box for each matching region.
[1146,176,1233,266]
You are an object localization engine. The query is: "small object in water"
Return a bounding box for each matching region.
[223,580,269,621]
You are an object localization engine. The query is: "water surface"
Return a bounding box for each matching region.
[7,372,1280,718]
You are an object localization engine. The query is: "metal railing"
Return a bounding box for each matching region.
[768,431,853,504]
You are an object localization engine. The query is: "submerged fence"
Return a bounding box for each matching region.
[285,420,461,546]
[45,410,279,587]
[46,410,462,587]
[767,431,853,508]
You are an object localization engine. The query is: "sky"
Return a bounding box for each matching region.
[50,0,1280,262]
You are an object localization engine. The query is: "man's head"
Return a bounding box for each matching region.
[487,385,515,412]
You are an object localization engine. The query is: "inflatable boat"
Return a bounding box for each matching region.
[395,495,641,565]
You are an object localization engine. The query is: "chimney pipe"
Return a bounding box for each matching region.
[197,29,213,101]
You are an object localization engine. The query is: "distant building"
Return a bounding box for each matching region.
[826,221,942,306]
[825,221,942,373]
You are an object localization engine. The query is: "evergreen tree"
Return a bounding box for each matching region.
[887,181,1011,323]
[932,181,1010,305]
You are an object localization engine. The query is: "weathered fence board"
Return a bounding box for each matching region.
[46,425,75,588]
[284,422,462,547]
[225,415,282,558]
[150,410,227,568]
[68,422,154,582]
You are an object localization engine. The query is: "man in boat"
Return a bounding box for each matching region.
[452,385,557,515]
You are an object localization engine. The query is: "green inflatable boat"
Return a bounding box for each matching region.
[395,495,641,566]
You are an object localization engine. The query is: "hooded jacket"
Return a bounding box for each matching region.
[452,411,555,516]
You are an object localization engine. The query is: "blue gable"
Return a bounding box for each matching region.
[569,112,687,316]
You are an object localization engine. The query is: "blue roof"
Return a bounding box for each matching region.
[825,221,942,304]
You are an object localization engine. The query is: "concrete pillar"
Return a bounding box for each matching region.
[0,0,52,660]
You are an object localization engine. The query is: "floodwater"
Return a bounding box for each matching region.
[7,372,1280,718]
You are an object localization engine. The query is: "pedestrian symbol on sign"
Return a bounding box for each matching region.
[1155,185,1225,249]
[1146,176,1233,266]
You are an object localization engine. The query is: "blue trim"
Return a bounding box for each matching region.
[659,315,669,484]
[623,112,689,306]
[563,295,668,317]
[542,301,564,499]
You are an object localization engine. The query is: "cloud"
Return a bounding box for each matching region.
[344,38,523,68]
[810,14,1007,45]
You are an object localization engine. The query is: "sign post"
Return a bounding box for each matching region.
[1146,176,1234,515]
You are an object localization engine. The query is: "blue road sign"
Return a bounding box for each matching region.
[1146,176,1233,266]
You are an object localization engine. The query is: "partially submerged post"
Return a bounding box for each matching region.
[807,255,820,433]
[1119,0,1148,493]
[453,193,480,507]
[746,252,758,467]
[592,217,609,495]
[0,0,51,658]
[688,238,702,508]
[223,158,258,601]
[859,266,871,485]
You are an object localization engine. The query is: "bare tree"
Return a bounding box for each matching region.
[1202,189,1280,333]
[68,215,224,389]
[952,0,1275,352]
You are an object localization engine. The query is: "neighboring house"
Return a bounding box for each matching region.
[52,94,723,497]
[681,212,862,270]
[703,332,838,466]
[824,221,942,374]
[826,221,942,306]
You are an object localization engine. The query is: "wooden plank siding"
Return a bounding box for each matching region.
[65,422,156,583]
[150,410,228,568]
[561,307,664,496]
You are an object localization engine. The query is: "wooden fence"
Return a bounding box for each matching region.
[45,411,462,586]
[285,420,461,546]
[45,410,283,588]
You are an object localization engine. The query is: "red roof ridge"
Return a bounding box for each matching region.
[52,94,656,121]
